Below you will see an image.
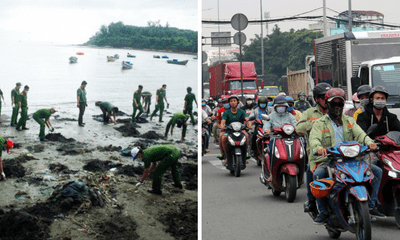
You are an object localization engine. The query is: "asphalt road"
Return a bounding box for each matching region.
[202,140,400,240]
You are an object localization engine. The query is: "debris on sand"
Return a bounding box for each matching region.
[53,115,77,122]
[114,124,140,137]
[158,199,197,240]
[97,145,122,152]
[118,165,144,177]
[116,118,132,124]
[140,131,163,140]
[3,159,26,178]
[45,133,75,143]
[92,214,140,240]
[135,117,148,123]
[181,149,198,159]
[26,144,45,153]
[49,163,69,173]
[180,163,198,190]
[83,159,122,173]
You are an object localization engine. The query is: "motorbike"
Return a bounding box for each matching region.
[259,123,305,202]
[224,122,248,177]
[307,141,373,240]
[202,121,209,156]
[373,131,400,229]
[249,114,270,166]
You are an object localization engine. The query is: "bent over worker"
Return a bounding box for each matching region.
[33,108,56,141]
[133,145,182,195]
[95,101,119,125]
[0,136,13,180]
[164,113,189,141]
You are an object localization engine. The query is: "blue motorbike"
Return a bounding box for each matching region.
[308,141,373,240]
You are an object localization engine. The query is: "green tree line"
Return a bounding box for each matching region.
[239,25,323,77]
[84,21,197,53]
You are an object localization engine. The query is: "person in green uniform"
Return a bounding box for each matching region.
[150,84,169,122]
[132,85,143,121]
[141,91,152,115]
[164,113,189,141]
[0,136,14,180]
[132,145,182,195]
[16,85,29,131]
[183,86,197,125]
[0,88,5,117]
[11,82,22,126]
[95,101,119,125]
[33,108,57,141]
[77,81,87,127]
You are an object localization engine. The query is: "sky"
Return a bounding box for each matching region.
[202,0,400,51]
[0,0,198,44]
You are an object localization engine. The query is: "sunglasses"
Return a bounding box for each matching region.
[329,101,344,108]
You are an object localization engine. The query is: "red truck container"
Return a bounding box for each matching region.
[209,62,262,100]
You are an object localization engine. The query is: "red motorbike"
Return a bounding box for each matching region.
[259,123,306,202]
[373,131,400,228]
[251,115,270,166]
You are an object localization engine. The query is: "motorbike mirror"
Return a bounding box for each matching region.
[366,123,378,136]
[248,116,255,121]
[261,114,270,121]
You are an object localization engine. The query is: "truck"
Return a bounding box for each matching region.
[286,55,315,100]
[208,61,263,101]
[313,30,400,114]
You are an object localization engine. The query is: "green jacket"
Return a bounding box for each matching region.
[143,145,179,168]
[309,114,374,171]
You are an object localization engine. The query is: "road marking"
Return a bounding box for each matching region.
[208,160,226,170]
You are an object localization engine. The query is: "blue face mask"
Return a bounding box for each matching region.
[224,103,230,109]
[268,102,273,106]
[287,106,294,112]
[202,102,206,106]
[259,103,266,108]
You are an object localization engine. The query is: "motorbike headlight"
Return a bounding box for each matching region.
[240,136,247,146]
[257,130,264,136]
[388,171,400,179]
[339,145,360,158]
[282,125,294,135]
[228,136,235,146]
[274,146,280,159]
[231,122,242,132]
[340,172,347,180]
[365,169,371,176]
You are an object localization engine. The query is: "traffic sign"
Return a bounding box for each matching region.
[231,13,248,31]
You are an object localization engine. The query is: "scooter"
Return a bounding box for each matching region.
[249,114,270,166]
[307,141,373,240]
[373,131,400,229]
[224,122,248,177]
[260,123,305,202]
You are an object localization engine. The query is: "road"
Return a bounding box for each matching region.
[202,140,400,240]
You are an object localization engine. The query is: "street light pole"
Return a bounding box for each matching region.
[348,0,353,32]
[260,0,264,76]
[218,0,221,63]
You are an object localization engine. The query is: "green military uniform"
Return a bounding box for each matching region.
[0,89,3,116]
[132,90,143,120]
[0,135,5,157]
[183,92,196,124]
[151,88,166,121]
[142,145,182,192]
[16,91,28,129]
[11,89,20,125]
[77,87,87,125]
[33,109,52,140]
[165,113,189,138]
[309,114,374,171]
[141,91,152,114]
[99,102,118,123]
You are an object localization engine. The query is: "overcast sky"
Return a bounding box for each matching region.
[0,0,198,44]
[202,0,400,51]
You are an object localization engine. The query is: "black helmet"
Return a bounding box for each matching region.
[228,95,239,102]
[356,85,372,98]
[187,87,192,92]
[258,96,268,104]
[273,95,288,107]
[313,83,331,99]
[369,86,389,99]
[298,91,306,97]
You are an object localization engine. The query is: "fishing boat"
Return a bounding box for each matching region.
[193,56,198,60]
[114,54,119,59]
[76,51,84,55]
[69,56,78,63]
[107,56,116,62]
[162,55,169,59]
[153,55,160,58]
[122,61,133,69]
[127,53,136,58]
[167,59,189,65]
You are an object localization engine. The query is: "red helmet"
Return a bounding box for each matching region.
[325,88,346,102]
[310,178,335,198]
[220,95,230,102]
[352,93,359,102]
[208,97,213,101]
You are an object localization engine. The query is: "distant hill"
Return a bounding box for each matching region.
[84,21,197,53]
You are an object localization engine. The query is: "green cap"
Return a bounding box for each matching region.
[16,82,21,86]
[139,85,143,88]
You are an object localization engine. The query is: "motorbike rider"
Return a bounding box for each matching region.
[353,85,372,121]
[202,109,212,153]
[207,97,216,110]
[294,91,311,113]
[241,95,256,115]
[217,95,251,160]
[357,86,400,139]
[211,98,223,138]
[286,96,302,121]
[309,88,384,224]
[202,98,213,116]
[248,96,269,157]
[214,96,230,143]
[267,97,274,114]
[296,82,331,215]
[344,93,360,117]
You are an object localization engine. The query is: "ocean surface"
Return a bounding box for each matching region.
[0,40,198,120]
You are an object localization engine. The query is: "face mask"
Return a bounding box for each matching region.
[354,103,361,109]
[259,103,266,108]
[247,101,252,105]
[360,99,369,108]
[287,106,294,112]
[202,102,206,106]
[373,100,386,110]
[328,101,344,118]
[276,106,286,113]
[267,102,273,106]
[299,96,305,101]
[224,103,230,109]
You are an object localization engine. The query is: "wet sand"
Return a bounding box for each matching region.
[0,109,198,240]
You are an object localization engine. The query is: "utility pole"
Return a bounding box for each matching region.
[217,0,221,63]
[260,0,264,76]
[323,0,328,36]
[348,0,353,32]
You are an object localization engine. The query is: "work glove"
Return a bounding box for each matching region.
[50,127,54,132]
[1,172,5,179]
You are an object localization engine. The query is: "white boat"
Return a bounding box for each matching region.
[114,54,119,59]
[107,56,116,61]
[69,56,78,63]
[122,61,133,69]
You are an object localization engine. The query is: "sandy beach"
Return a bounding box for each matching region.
[0,108,198,240]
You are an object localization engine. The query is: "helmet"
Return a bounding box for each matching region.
[245,95,254,100]
[6,139,13,153]
[278,92,286,96]
[228,95,240,102]
[218,98,223,103]
[325,88,347,102]
[285,96,294,104]
[257,96,268,104]
[310,178,335,198]
[208,97,213,101]
[273,95,288,107]
[313,83,331,98]
[221,95,230,102]
[369,85,389,99]
[187,87,192,92]
[357,85,372,98]
[202,98,206,102]
[352,93,359,102]
[298,91,306,97]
